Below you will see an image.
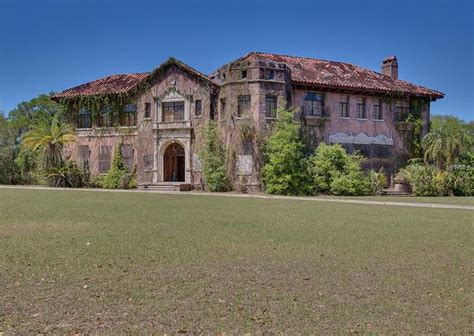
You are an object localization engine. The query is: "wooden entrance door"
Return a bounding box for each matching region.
[163,143,185,182]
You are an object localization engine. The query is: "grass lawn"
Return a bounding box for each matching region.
[320,195,474,206]
[0,189,472,334]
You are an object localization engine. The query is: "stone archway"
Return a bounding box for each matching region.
[163,143,185,182]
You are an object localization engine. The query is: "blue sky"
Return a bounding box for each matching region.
[0,0,472,120]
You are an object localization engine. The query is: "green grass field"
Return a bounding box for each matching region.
[0,189,472,334]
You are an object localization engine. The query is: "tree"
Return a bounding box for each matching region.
[20,113,75,171]
[261,108,310,195]
[423,115,470,169]
[200,121,230,192]
[0,114,22,184]
[308,143,368,196]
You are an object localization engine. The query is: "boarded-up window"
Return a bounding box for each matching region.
[237,95,251,117]
[79,145,90,171]
[195,99,202,116]
[163,101,185,122]
[143,154,153,170]
[265,96,277,119]
[98,145,112,173]
[121,144,134,171]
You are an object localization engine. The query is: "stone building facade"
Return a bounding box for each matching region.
[52,52,444,190]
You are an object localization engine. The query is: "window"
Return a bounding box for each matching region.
[144,102,151,119]
[220,98,226,120]
[241,70,247,79]
[121,104,136,126]
[356,97,366,119]
[265,95,277,119]
[242,138,253,155]
[395,100,410,121]
[237,95,251,118]
[266,69,275,80]
[143,154,153,170]
[98,106,113,127]
[121,144,134,171]
[79,145,90,171]
[162,101,185,122]
[78,108,92,128]
[303,92,324,116]
[195,99,202,116]
[373,98,383,120]
[340,95,349,118]
[98,145,112,173]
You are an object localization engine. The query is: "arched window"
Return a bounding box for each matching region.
[121,104,137,126]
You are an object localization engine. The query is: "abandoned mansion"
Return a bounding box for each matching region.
[52,52,444,190]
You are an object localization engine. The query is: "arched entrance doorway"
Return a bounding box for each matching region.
[163,143,185,182]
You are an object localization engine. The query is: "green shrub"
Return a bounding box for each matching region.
[446,153,473,196]
[308,143,368,195]
[261,108,311,196]
[88,175,105,188]
[399,163,449,196]
[200,121,230,192]
[367,168,388,195]
[102,144,128,189]
[46,161,85,188]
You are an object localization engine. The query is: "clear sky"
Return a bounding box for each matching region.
[0,0,472,120]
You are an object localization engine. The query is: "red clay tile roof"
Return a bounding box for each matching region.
[52,73,149,99]
[239,52,444,99]
[52,58,217,100]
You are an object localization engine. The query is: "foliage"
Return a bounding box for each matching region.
[102,144,129,189]
[0,114,22,184]
[200,121,230,192]
[46,161,85,188]
[367,168,388,196]
[422,126,468,169]
[308,143,368,196]
[261,108,311,196]
[20,113,75,171]
[399,162,449,196]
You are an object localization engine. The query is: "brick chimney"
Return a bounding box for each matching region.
[382,56,398,79]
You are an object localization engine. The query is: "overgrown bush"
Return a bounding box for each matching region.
[308,143,368,196]
[200,121,230,192]
[46,161,85,188]
[261,108,311,196]
[399,162,449,196]
[102,144,129,189]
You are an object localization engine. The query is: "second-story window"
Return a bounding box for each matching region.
[220,98,226,120]
[144,102,151,119]
[395,100,410,121]
[78,108,92,128]
[121,104,137,126]
[265,95,277,119]
[373,98,383,120]
[241,70,247,79]
[237,95,251,118]
[340,95,349,118]
[98,106,113,127]
[162,101,185,122]
[195,100,202,116]
[356,97,366,119]
[303,92,324,116]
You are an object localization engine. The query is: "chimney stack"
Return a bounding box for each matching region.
[382,56,398,79]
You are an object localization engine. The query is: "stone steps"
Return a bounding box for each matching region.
[140,183,192,192]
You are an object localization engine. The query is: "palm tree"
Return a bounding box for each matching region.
[21,113,75,170]
[422,127,466,169]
